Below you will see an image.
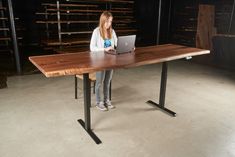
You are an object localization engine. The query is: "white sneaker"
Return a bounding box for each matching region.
[105,100,115,109]
[96,101,107,111]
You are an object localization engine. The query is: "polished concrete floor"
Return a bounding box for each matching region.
[0,60,235,157]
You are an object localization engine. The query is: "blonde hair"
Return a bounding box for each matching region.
[99,11,113,39]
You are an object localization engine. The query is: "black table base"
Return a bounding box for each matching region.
[147,62,176,117]
[78,62,176,144]
[78,73,102,144]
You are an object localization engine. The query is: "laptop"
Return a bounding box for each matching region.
[105,35,136,55]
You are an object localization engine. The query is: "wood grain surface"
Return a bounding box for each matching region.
[29,44,210,77]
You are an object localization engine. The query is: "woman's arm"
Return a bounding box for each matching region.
[90,28,105,52]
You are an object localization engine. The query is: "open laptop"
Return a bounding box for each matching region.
[105,35,136,55]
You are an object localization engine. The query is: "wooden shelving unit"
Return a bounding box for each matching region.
[36,0,137,53]
[0,0,23,74]
[170,0,199,47]
[214,0,235,34]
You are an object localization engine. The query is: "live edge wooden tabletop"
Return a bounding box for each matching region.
[29,44,210,77]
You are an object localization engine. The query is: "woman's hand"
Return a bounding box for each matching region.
[104,46,114,52]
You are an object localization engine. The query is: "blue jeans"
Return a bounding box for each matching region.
[95,70,113,103]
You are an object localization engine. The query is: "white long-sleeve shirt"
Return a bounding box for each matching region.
[90,27,118,52]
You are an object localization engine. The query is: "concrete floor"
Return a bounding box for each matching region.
[0,60,235,157]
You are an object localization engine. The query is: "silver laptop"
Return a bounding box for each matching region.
[105,35,136,55]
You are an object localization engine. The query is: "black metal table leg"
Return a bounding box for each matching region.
[78,73,102,144]
[75,75,77,99]
[109,81,112,101]
[146,62,176,117]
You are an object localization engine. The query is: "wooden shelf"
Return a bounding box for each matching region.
[36,12,134,17]
[36,20,135,24]
[36,12,98,16]
[0,17,19,20]
[66,0,134,4]
[0,17,8,20]
[115,15,134,18]
[0,37,23,41]
[0,7,6,10]
[46,8,103,13]
[111,8,132,10]
[41,3,98,7]
[57,29,137,35]
[214,34,235,37]
[36,20,98,24]
[61,29,137,34]
[111,10,133,13]
[174,29,196,32]
[42,38,90,46]
[0,37,11,41]
[115,20,136,23]
[46,8,133,13]
[116,29,137,33]
[60,31,92,35]
[0,28,10,31]
[0,27,25,31]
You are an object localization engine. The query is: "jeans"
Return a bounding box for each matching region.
[95,70,113,103]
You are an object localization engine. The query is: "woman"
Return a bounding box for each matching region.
[90,11,117,111]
